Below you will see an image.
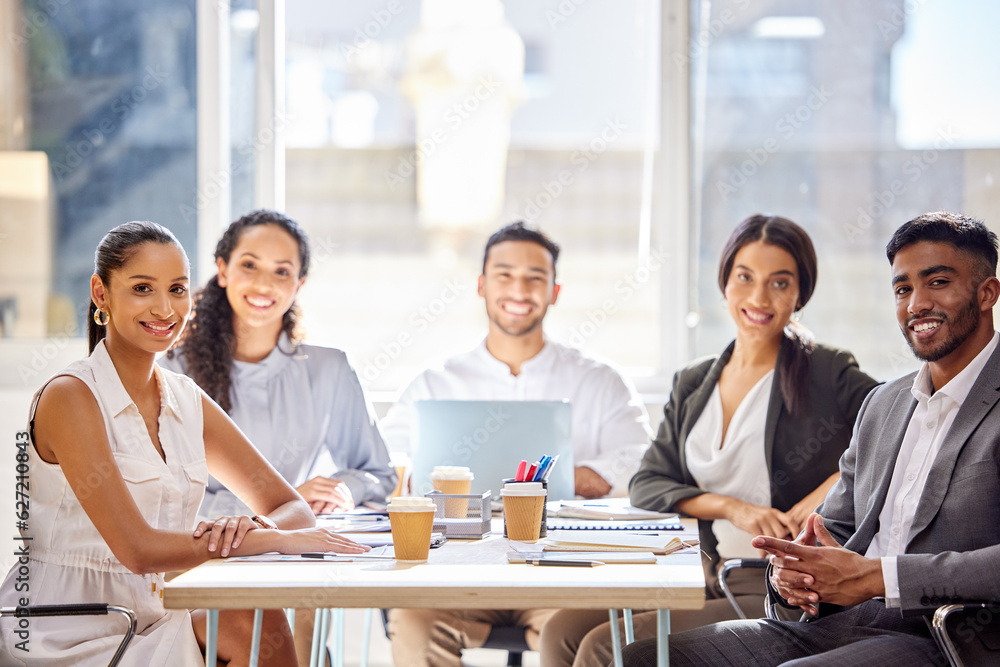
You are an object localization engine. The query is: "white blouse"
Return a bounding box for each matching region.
[685,370,774,559]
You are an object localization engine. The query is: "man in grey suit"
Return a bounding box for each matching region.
[621,211,1000,666]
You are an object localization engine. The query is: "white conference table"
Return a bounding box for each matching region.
[164,523,704,667]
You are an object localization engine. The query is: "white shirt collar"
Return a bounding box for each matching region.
[92,339,184,423]
[911,330,999,405]
[476,337,555,376]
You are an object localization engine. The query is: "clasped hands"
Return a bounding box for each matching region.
[752,512,885,615]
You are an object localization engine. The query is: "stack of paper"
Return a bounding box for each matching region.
[542,530,698,555]
[548,500,677,522]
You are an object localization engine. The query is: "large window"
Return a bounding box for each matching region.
[282,0,664,397]
[0,0,198,342]
[3,0,999,395]
[689,0,1000,381]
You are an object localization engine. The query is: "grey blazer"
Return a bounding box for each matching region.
[819,342,1000,614]
[630,337,878,569]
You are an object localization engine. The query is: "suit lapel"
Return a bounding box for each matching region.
[675,344,733,486]
[845,381,917,553]
[907,345,1000,543]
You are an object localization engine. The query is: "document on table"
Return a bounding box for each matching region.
[226,546,394,562]
[547,498,677,522]
[541,530,699,554]
[316,514,392,532]
[505,548,659,564]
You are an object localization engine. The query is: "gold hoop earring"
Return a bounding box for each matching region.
[93,309,110,326]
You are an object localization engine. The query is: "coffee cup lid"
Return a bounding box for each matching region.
[388,496,436,511]
[501,482,546,497]
[430,466,474,480]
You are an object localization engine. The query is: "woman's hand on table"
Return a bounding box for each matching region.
[297,476,355,514]
[724,498,799,540]
[194,515,258,558]
[281,528,371,555]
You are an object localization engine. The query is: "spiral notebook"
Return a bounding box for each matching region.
[546,517,682,531]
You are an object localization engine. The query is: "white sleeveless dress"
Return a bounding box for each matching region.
[0,340,207,665]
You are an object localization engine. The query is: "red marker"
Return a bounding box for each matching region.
[515,460,527,482]
[525,463,539,482]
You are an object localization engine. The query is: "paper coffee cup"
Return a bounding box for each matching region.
[501,482,547,542]
[390,452,411,498]
[387,497,437,562]
[430,466,474,518]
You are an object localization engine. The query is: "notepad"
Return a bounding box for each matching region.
[542,530,698,554]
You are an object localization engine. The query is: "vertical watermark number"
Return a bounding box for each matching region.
[13,431,31,652]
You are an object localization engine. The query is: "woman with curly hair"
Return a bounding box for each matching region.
[161,210,395,666]
[162,209,395,519]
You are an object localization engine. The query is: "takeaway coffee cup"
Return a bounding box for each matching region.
[501,482,547,542]
[389,451,411,498]
[430,466,474,517]
[387,496,437,562]
[502,478,547,538]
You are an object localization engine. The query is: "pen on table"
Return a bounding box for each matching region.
[524,559,605,567]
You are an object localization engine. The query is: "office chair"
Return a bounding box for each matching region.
[0,603,137,667]
[718,559,1000,667]
[379,609,529,666]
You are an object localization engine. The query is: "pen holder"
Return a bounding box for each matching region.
[501,478,547,539]
[424,490,491,539]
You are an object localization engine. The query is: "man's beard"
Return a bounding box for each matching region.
[904,293,980,362]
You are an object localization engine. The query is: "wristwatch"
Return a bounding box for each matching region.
[251,514,277,530]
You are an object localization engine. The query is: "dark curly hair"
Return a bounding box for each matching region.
[168,210,310,412]
[718,214,818,416]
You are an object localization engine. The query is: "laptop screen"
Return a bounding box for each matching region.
[411,400,575,501]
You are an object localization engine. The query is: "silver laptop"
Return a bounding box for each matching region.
[411,400,575,501]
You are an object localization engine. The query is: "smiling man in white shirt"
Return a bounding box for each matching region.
[622,211,1000,666]
[382,221,653,667]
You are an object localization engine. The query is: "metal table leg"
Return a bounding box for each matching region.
[206,609,219,667]
[657,609,670,667]
[309,609,324,667]
[249,608,263,667]
[610,609,624,667]
[360,608,373,667]
[333,609,344,667]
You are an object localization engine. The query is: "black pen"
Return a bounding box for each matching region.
[524,559,604,567]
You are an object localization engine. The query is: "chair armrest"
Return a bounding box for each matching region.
[932,602,1000,667]
[719,558,767,620]
[0,604,136,667]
